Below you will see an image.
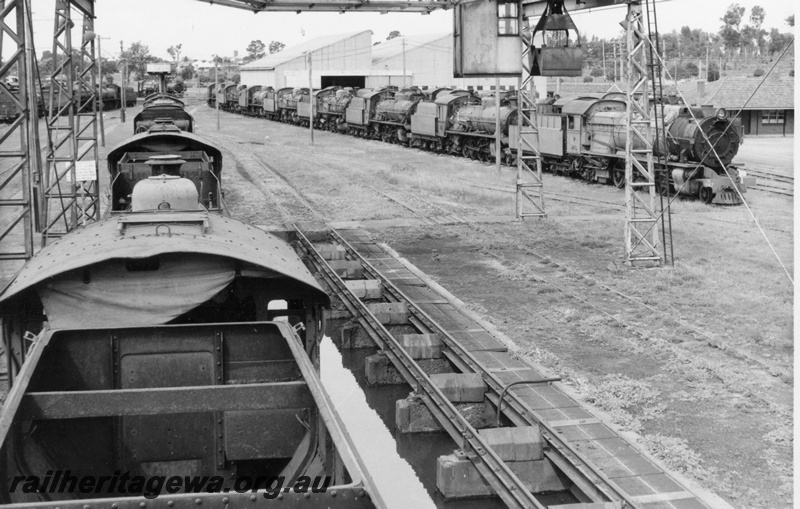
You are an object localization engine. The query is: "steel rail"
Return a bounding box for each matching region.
[329,228,646,509]
[297,228,544,509]
[216,142,642,508]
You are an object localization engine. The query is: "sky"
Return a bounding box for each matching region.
[23,0,796,62]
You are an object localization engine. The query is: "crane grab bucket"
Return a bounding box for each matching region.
[529,0,583,76]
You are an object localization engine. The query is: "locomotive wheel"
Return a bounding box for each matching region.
[699,186,714,204]
[612,167,626,188]
[656,173,673,196]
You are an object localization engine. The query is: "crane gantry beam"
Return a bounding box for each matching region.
[193,0,625,14]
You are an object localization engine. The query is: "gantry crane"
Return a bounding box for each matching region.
[0,0,669,275]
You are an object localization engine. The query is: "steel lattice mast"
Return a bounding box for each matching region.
[515,26,546,219]
[623,0,662,265]
[40,0,100,246]
[0,0,38,262]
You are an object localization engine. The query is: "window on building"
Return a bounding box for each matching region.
[498,1,519,36]
[762,110,785,124]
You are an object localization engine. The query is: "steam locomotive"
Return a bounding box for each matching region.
[0,81,135,122]
[210,84,753,205]
[509,94,751,204]
[0,98,376,507]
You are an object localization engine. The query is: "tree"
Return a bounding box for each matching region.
[244,40,266,63]
[180,63,195,81]
[121,41,159,79]
[707,62,720,81]
[167,44,182,65]
[100,57,118,76]
[767,28,791,55]
[268,41,285,54]
[740,6,767,55]
[387,30,401,40]
[786,14,794,27]
[753,68,765,76]
[719,3,746,51]
[749,5,766,27]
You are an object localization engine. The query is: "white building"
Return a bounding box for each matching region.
[369,33,522,91]
[239,30,535,92]
[239,31,373,89]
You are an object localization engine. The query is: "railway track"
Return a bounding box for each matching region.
[361,183,793,413]
[230,131,791,398]
[210,139,546,509]
[747,169,794,196]
[207,135,707,509]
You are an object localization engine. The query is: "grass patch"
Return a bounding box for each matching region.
[579,374,661,432]
[642,434,714,481]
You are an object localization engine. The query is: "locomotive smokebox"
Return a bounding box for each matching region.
[668,116,740,169]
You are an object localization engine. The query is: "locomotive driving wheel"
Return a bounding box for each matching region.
[656,171,673,196]
[699,186,714,204]
[612,165,626,188]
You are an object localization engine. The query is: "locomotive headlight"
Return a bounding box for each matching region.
[716,108,728,120]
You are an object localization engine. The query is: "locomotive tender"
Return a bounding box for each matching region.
[207,84,753,204]
[0,103,377,507]
[133,93,195,133]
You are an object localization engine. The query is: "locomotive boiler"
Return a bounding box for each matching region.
[582,102,748,203]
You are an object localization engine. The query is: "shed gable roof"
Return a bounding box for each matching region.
[704,74,794,110]
[241,31,372,70]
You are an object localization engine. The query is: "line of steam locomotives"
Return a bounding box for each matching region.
[208,83,754,205]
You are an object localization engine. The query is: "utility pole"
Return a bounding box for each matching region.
[120,40,126,123]
[602,41,606,80]
[612,40,617,81]
[402,37,407,87]
[97,35,106,146]
[308,51,314,144]
[215,57,220,130]
[495,77,501,173]
[706,41,710,80]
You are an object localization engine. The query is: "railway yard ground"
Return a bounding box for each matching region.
[0,89,794,508]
